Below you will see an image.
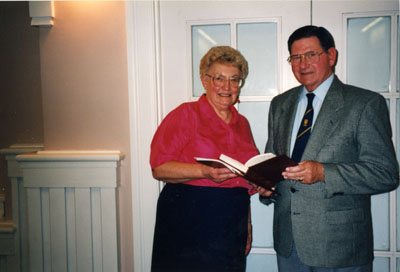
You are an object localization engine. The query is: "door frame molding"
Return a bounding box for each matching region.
[126,1,161,271]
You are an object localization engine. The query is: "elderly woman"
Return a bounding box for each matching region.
[150,46,258,272]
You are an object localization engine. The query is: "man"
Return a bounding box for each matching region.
[259,25,399,271]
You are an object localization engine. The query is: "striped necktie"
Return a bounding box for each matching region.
[291,93,315,163]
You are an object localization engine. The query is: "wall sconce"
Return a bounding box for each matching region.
[29,1,55,27]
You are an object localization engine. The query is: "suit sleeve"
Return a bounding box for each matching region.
[323,94,399,197]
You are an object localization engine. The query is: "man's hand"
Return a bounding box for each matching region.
[282,160,325,184]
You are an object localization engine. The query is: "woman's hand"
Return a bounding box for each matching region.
[202,166,238,183]
[152,161,238,183]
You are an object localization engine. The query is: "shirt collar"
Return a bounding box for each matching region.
[199,94,239,125]
[300,73,334,100]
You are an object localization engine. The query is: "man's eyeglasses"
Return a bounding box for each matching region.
[205,74,243,88]
[287,51,325,65]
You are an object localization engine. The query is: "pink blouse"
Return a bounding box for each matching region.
[150,94,259,193]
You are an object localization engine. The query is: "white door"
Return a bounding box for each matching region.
[127,1,399,271]
[158,2,310,270]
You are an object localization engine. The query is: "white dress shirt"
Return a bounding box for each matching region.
[289,74,334,157]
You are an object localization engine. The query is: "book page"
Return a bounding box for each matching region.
[219,154,248,174]
[245,153,276,167]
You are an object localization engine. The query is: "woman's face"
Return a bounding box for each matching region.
[201,62,241,112]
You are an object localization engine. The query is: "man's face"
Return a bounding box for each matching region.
[290,36,337,92]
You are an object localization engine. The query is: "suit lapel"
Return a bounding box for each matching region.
[302,76,345,160]
[279,88,301,156]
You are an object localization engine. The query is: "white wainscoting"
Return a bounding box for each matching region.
[0,221,16,272]
[16,150,122,272]
[0,144,43,272]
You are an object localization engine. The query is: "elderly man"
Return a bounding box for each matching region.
[259,25,399,272]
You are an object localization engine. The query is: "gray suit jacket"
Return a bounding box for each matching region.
[264,75,399,268]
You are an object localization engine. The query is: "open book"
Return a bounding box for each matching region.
[195,153,297,190]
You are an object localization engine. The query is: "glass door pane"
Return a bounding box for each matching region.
[237,22,278,96]
[238,102,273,248]
[191,24,231,96]
[374,257,390,272]
[372,193,390,250]
[397,99,400,166]
[347,16,391,93]
[397,15,399,92]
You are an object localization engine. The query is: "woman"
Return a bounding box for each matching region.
[150,46,258,272]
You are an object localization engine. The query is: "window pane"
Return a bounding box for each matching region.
[347,16,391,93]
[373,257,389,272]
[397,15,399,92]
[237,102,269,153]
[238,102,272,248]
[397,99,400,167]
[250,194,274,248]
[397,258,400,272]
[397,99,400,251]
[372,193,390,250]
[191,25,230,96]
[237,22,278,96]
[397,180,400,251]
[247,254,278,272]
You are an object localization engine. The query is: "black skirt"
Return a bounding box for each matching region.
[151,183,250,272]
